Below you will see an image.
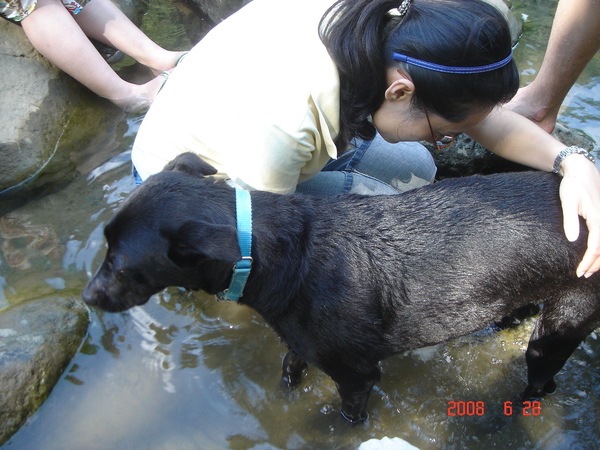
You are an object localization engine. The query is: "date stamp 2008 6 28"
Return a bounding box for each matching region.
[447,401,542,416]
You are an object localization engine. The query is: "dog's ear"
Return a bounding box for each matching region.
[164,220,242,267]
[163,152,218,177]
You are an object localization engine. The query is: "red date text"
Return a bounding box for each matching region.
[447,401,542,416]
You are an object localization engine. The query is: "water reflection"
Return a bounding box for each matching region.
[3,0,600,448]
[562,82,600,147]
[7,273,599,448]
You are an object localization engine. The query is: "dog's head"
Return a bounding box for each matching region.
[83,153,242,312]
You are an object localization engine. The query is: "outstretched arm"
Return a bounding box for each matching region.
[468,107,600,278]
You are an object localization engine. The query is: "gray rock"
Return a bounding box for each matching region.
[187,0,252,23]
[0,296,89,445]
[430,122,597,179]
[0,20,79,202]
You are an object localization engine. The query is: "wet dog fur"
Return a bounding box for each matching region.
[83,153,600,422]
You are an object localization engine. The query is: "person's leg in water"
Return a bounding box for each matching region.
[20,0,187,111]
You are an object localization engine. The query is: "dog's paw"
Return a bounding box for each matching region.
[340,409,369,424]
[281,372,305,389]
[521,378,556,401]
[543,379,557,395]
[281,351,308,389]
[521,386,543,401]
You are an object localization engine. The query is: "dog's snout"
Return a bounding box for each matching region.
[82,278,103,307]
[82,267,156,312]
[82,280,125,312]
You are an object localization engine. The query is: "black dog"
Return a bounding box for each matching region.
[83,152,600,422]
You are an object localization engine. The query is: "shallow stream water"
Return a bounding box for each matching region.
[2,1,600,448]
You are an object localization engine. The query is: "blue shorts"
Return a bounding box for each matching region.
[1,0,90,23]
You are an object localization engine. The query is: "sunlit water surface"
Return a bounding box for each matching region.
[2,1,600,449]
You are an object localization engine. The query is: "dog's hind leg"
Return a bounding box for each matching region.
[523,290,599,399]
[282,350,308,388]
[523,332,582,398]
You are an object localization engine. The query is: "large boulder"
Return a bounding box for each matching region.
[0,296,89,445]
[186,0,252,23]
[0,19,81,213]
[0,0,166,217]
[0,11,139,216]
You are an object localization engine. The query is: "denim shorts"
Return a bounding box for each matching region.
[1,0,89,23]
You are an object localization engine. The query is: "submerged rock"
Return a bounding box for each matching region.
[0,296,89,445]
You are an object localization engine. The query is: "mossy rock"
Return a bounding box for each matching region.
[0,295,89,445]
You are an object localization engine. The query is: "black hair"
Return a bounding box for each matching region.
[319,0,519,153]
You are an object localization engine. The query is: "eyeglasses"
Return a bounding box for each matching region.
[424,106,455,151]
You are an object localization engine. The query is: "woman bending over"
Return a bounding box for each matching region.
[132,0,600,277]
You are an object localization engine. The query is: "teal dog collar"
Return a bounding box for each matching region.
[218,187,253,301]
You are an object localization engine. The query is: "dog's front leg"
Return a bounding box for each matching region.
[334,368,380,423]
[282,349,308,388]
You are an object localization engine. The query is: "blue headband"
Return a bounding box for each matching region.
[392,50,513,74]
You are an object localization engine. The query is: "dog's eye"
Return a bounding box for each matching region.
[131,272,147,284]
[113,267,146,285]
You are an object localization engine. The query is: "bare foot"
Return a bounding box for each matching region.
[106,70,171,113]
[147,51,188,76]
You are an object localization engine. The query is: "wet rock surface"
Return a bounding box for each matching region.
[187,0,252,23]
[0,19,81,210]
[0,0,200,217]
[430,123,597,179]
[0,296,89,445]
